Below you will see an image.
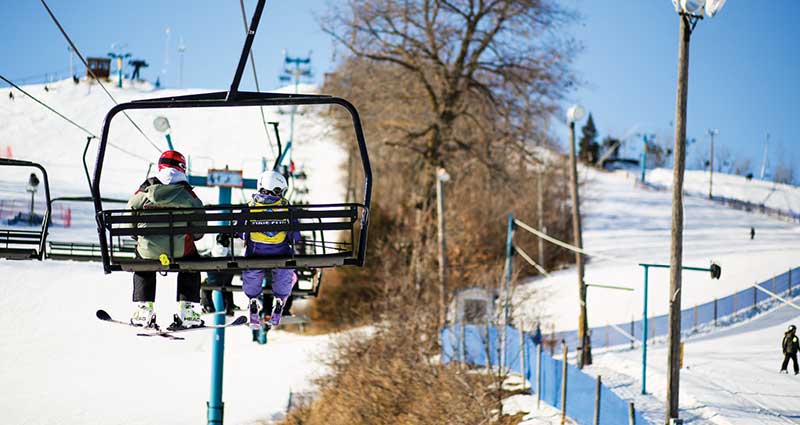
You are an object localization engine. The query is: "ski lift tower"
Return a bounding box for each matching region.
[278,51,312,166]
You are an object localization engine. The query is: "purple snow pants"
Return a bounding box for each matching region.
[242,268,296,300]
[241,241,296,300]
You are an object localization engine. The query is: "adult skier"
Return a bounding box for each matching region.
[127,150,205,329]
[237,170,298,330]
[780,324,799,374]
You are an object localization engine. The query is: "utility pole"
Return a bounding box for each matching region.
[68,46,74,78]
[177,37,186,88]
[707,129,718,199]
[567,105,590,368]
[279,51,312,165]
[666,2,726,420]
[537,168,545,268]
[760,132,769,180]
[436,168,451,326]
[667,13,693,423]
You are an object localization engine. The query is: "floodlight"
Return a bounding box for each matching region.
[153,116,171,133]
[437,168,451,182]
[672,0,727,17]
[566,105,585,123]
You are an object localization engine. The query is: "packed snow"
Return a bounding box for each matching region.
[515,168,800,332]
[647,168,800,216]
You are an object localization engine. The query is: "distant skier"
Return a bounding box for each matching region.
[750,227,756,240]
[127,150,205,329]
[8,91,13,100]
[780,324,799,374]
[237,170,298,330]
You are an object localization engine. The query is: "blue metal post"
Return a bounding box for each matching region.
[641,265,649,395]
[165,133,174,150]
[208,186,232,424]
[502,213,514,369]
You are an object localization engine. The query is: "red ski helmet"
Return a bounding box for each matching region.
[158,150,187,173]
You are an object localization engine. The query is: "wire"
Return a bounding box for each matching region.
[39,0,163,154]
[511,243,550,276]
[513,218,631,264]
[1,74,150,162]
[238,0,276,157]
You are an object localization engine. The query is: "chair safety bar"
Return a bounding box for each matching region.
[96,203,365,273]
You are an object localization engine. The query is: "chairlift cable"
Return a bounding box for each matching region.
[39,0,163,154]
[238,0,276,157]
[0,74,150,163]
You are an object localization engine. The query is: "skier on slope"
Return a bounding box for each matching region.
[237,170,298,330]
[780,324,799,374]
[127,150,205,329]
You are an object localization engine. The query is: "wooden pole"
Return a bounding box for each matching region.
[568,120,590,368]
[560,345,568,424]
[538,169,545,268]
[436,171,448,326]
[520,326,527,390]
[536,343,542,409]
[628,402,636,425]
[594,375,602,425]
[667,13,693,423]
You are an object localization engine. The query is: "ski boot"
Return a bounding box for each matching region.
[130,302,157,328]
[268,296,288,328]
[169,301,204,331]
[248,298,263,330]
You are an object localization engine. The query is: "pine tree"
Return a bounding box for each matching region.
[578,113,599,163]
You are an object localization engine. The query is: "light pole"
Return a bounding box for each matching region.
[707,129,719,199]
[567,104,590,368]
[436,168,450,326]
[27,173,40,224]
[667,2,727,421]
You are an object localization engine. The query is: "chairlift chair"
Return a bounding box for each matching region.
[91,0,372,274]
[0,159,52,260]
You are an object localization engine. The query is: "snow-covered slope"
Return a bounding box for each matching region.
[585,294,800,425]
[515,168,800,332]
[648,168,800,216]
[0,78,350,424]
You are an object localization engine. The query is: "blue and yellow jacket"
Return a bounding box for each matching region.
[238,193,299,256]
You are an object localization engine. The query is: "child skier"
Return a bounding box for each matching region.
[127,150,205,329]
[238,170,298,330]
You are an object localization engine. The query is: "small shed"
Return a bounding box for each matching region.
[86,57,111,79]
[449,287,498,325]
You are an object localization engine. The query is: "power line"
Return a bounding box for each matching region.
[39,0,163,154]
[238,0,276,157]
[1,74,150,163]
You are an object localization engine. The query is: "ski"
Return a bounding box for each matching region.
[96,309,184,340]
[136,315,248,339]
[96,309,247,340]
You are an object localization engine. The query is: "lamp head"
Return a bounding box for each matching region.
[153,116,171,133]
[28,173,40,190]
[566,105,586,124]
[437,168,451,182]
[672,0,727,17]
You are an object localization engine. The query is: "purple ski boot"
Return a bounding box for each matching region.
[269,296,289,327]
[248,298,262,330]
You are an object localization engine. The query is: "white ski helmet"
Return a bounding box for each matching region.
[258,170,288,196]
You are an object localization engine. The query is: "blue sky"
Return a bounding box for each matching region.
[1,0,798,175]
